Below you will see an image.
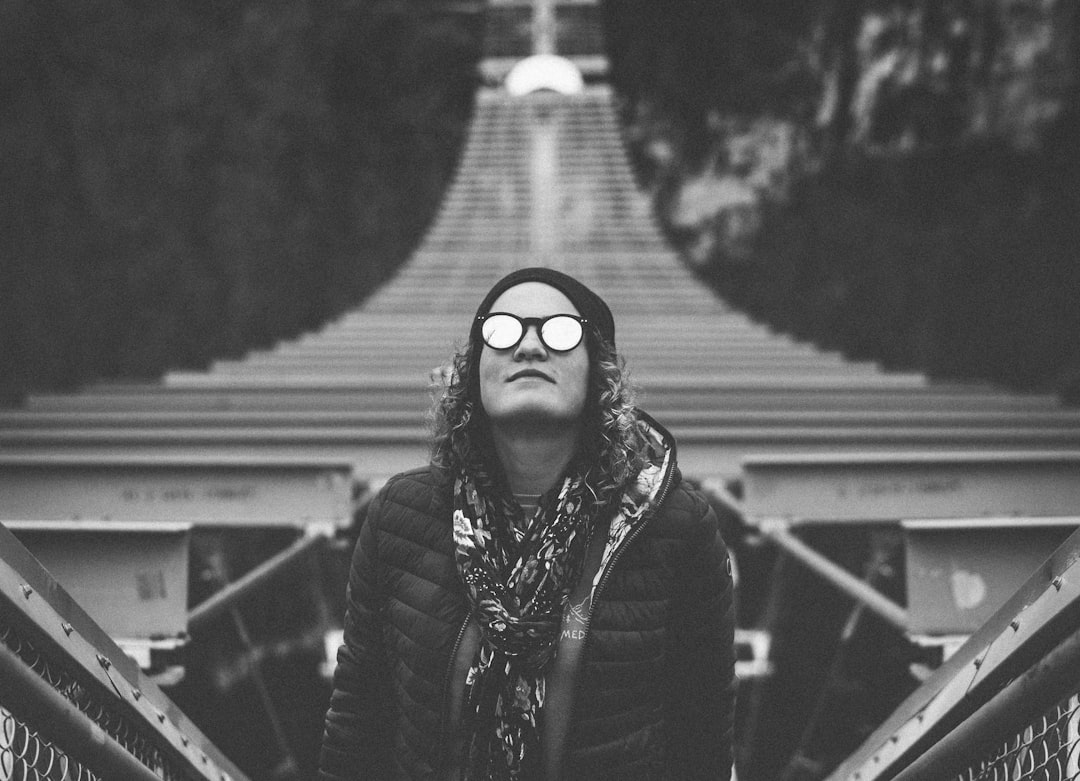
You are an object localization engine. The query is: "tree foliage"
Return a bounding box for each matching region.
[0,0,481,402]
[3,0,1077,403]
[607,0,1080,396]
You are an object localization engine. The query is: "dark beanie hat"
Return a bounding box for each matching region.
[470,267,615,347]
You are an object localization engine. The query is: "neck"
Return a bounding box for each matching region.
[490,420,581,495]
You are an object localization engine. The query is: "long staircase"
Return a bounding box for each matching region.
[4,3,1080,780]
[4,83,1080,478]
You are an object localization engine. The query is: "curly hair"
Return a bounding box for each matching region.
[429,326,651,512]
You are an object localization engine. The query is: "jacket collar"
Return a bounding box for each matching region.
[429,409,679,525]
[586,409,678,595]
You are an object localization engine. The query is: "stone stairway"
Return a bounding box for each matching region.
[4,11,1080,781]
[3,85,1080,481]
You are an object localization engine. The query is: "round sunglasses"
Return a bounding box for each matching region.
[477,312,588,352]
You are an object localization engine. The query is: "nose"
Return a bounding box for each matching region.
[513,324,547,360]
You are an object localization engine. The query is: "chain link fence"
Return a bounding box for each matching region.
[1,704,100,781]
[828,527,1080,781]
[960,694,1080,781]
[0,516,253,781]
[0,604,193,780]
[1,604,185,781]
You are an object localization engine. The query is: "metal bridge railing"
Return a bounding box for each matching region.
[0,523,250,781]
[826,525,1080,781]
[944,693,1080,781]
[1,703,100,781]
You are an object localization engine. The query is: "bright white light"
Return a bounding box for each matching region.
[505,54,585,96]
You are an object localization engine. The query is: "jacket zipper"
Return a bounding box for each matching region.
[585,462,677,631]
[543,464,676,779]
[437,610,473,776]
[440,455,679,776]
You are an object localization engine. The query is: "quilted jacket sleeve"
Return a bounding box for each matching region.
[665,488,736,781]
[318,486,396,780]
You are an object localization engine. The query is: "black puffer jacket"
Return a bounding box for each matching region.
[319,448,735,780]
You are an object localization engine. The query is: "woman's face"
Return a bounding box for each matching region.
[478,282,589,428]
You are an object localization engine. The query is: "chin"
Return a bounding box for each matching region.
[488,403,581,428]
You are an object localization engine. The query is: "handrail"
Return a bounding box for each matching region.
[0,641,163,781]
[891,627,1080,781]
[188,530,327,632]
[825,524,1080,781]
[698,481,910,631]
[0,521,252,781]
[762,525,909,631]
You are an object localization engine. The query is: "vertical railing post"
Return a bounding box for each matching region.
[532,0,555,56]
[1067,695,1080,777]
[1,706,11,781]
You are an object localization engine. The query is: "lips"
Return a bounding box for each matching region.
[508,368,554,383]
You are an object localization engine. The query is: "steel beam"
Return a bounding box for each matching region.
[6,441,1080,487]
[0,455,355,527]
[188,532,326,632]
[4,520,190,642]
[159,371,932,389]
[0,443,430,476]
[5,424,1078,446]
[6,408,1076,429]
[903,517,1078,634]
[21,389,1060,413]
[892,626,1080,781]
[825,526,1080,781]
[0,641,165,781]
[761,526,909,631]
[0,522,251,781]
[742,451,1080,525]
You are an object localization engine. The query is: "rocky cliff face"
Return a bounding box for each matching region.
[621,0,1075,270]
[610,0,1079,394]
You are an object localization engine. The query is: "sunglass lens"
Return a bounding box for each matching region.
[482,314,524,349]
[542,315,583,351]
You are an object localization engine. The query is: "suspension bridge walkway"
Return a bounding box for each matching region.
[3,3,1080,780]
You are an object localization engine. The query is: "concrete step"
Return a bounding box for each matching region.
[6,409,1080,430]
[21,387,1057,414]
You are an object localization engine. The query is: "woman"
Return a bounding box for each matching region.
[319,268,735,780]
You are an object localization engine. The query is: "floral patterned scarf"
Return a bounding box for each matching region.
[453,469,596,780]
